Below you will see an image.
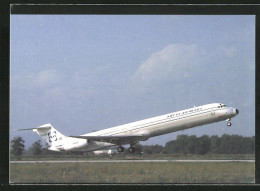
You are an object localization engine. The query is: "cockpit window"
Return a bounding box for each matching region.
[219,104,227,108]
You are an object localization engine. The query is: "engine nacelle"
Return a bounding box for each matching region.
[48,146,62,152]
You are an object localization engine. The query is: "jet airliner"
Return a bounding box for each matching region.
[17,103,239,153]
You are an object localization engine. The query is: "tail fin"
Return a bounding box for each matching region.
[17,123,65,147]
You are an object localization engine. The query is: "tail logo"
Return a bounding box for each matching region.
[48,131,57,142]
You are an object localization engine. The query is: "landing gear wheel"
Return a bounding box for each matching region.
[128,147,135,153]
[117,146,125,152]
[226,119,231,126]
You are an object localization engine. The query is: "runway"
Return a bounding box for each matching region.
[10,159,255,164]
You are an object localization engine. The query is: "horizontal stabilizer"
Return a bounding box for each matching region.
[69,135,144,145]
[16,123,52,131]
[16,127,51,131]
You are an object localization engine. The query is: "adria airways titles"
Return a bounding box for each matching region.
[18,103,239,153]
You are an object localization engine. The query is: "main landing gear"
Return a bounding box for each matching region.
[226,119,232,126]
[117,145,136,153]
[117,146,125,152]
[128,146,135,153]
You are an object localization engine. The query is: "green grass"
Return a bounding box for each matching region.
[10,153,255,161]
[10,161,255,184]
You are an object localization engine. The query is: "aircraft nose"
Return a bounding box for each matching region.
[236,109,239,115]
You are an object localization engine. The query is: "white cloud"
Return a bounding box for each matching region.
[12,65,114,105]
[129,43,241,97]
[217,46,237,57]
[42,86,64,99]
[133,44,208,84]
[35,69,60,87]
[11,69,62,90]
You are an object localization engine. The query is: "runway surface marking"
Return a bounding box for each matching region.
[10,160,255,164]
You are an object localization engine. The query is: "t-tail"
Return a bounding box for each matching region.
[16,123,66,151]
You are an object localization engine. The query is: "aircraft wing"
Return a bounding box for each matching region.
[69,135,145,145]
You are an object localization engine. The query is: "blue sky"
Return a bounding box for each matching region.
[10,15,255,148]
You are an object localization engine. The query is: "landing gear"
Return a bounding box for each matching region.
[117,144,137,153]
[226,119,232,126]
[128,146,135,153]
[117,146,125,152]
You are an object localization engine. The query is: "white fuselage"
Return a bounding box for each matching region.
[55,103,238,152]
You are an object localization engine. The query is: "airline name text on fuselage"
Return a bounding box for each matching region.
[167,107,203,118]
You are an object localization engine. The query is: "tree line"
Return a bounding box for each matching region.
[163,134,255,155]
[10,134,255,157]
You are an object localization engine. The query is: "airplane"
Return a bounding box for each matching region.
[16,103,239,153]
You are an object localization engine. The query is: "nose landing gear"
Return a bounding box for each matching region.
[226,119,232,126]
